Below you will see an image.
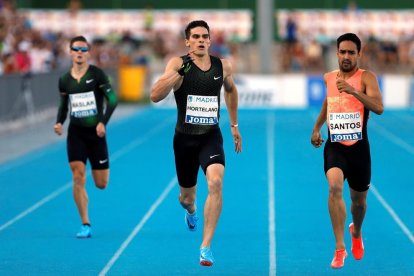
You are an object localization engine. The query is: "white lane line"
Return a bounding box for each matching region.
[309,112,414,243]
[370,184,414,243]
[370,120,414,155]
[0,147,61,175]
[0,116,174,233]
[98,114,233,274]
[0,182,71,232]
[267,112,276,276]
[369,120,414,243]
[0,107,149,174]
[99,177,177,276]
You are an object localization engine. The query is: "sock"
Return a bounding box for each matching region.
[187,210,196,216]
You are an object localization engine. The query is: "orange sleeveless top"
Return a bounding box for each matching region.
[326,69,365,146]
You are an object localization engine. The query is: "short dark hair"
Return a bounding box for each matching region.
[184,20,210,39]
[70,36,89,49]
[337,33,361,53]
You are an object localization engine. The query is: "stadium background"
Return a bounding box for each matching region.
[1,0,413,127]
[1,1,414,275]
[17,1,414,11]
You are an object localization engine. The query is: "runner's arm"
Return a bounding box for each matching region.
[356,71,384,115]
[337,70,384,115]
[100,83,118,125]
[150,57,184,102]
[311,76,328,147]
[56,92,69,124]
[222,58,242,153]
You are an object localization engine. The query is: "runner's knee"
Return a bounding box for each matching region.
[352,198,366,209]
[92,170,109,189]
[179,193,195,208]
[328,183,343,198]
[72,170,86,187]
[207,176,222,194]
[95,179,108,189]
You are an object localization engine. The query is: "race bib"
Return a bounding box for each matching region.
[70,91,97,118]
[329,112,362,142]
[185,95,218,125]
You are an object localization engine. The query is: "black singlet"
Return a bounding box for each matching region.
[174,55,223,135]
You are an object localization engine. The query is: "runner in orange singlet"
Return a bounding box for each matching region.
[311,33,384,269]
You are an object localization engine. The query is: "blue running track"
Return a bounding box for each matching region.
[0,107,413,275]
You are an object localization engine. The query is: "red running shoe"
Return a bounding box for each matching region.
[331,249,347,269]
[349,223,364,260]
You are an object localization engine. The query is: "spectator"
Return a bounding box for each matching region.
[67,0,82,17]
[408,40,414,72]
[15,41,31,74]
[305,39,323,71]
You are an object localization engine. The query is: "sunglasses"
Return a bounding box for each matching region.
[71,46,89,52]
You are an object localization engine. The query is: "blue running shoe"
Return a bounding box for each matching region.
[200,247,214,266]
[185,210,199,232]
[76,224,91,239]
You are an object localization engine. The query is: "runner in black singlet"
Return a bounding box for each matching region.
[53,36,117,239]
[311,33,383,269]
[150,20,242,266]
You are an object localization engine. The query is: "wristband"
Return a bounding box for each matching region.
[231,124,238,127]
[178,54,192,76]
[178,66,185,76]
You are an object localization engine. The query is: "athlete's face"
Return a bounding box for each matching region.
[185,27,210,56]
[337,40,360,73]
[70,41,90,65]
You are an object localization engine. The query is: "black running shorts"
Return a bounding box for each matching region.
[67,123,109,170]
[173,128,225,188]
[324,139,371,192]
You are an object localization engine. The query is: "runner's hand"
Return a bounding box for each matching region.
[311,130,324,148]
[336,78,354,94]
[177,53,193,76]
[231,126,242,153]
[54,123,63,136]
[96,122,106,138]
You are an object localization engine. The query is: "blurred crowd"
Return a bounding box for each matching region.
[1,0,414,77]
[280,13,414,74]
[0,0,151,75]
[0,0,240,76]
[0,0,67,75]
